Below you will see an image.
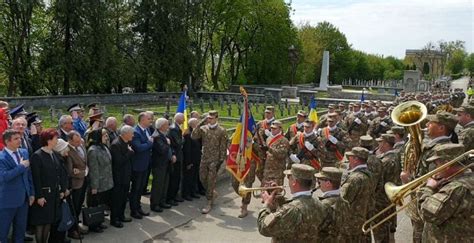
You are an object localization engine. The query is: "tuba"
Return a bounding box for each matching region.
[391,101,427,176]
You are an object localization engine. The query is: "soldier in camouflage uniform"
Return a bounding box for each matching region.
[191,110,228,214]
[288,120,321,170]
[417,144,474,243]
[315,167,348,242]
[391,126,406,168]
[454,101,474,152]
[318,104,337,128]
[344,103,368,149]
[340,147,373,242]
[230,159,256,218]
[400,111,458,243]
[263,120,289,186]
[258,164,328,242]
[317,117,351,168]
[253,106,276,185]
[374,134,402,242]
[368,107,393,138]
[284,110,307,141]
[338,102,348,121]
[363,102,376,123]
[360,135,382,228]
[328,111,346,130]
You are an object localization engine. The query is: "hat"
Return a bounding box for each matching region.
[377,106,387,112]
[265,106,275,113]
[453,104,474,116]
[88,113,104,122]
[271,120,282,129]
[346,147,369,160]
[426,144,465,163]
[359,135,374,147]
[284,164,315,180]
[349,102,355,106]
[53,139,69,153]
[338,103,345,107]
[315,167,343,182]
[297,110,308,117]
[425,111,458,130]
[68,103,83,112]
[87,103,98,109]
[391,126,405,135]
[328,112,339,118]
[353,103,361,107]
[208,110,219,117]
[376,133,396,144]
[9,104,27,118]
[328,104,336,109]
[327,117,335,122]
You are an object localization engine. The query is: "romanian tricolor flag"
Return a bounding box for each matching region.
[308,97,319,124]
[176,89,188,131]
[226,87,256,182]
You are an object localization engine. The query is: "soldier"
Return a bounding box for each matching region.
[340,147,373,242]
[344,103,368,149]
[315,167,347,242]
[328,112,345,130]
[400,111,458,243]
[348,102,354,112]
[191,110,228,214]
[263,120,289,186]
[374,133,402,242]
[230,160,256,218]
[391,126,406,167]
[454,101,474,151]
[363,102,376,123]
[319,104,336,128]
[258,164,328,242]
[284,110,307,141]
[368,107,393,138]
[253,106,276,185]
[338,102,348,120]
[417,144,474,242]
[289,120,320,170]
[317,117,351,168]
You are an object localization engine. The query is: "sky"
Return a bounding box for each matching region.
[290,0,473,58]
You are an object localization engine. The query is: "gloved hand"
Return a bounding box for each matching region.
[264,129,272,137]
[354,118,362,124]
[328,135,338,144]
[304,141,314,151]
[289,154,300,163]
[380,121,388,127]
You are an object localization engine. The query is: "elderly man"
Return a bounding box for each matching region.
[110,125,135,228]
[68,104,87,137]
[105,117,119,145]
[12,117,33,155]
[167,113,185,205]
[122,114,136,127]
[58,115,74,141]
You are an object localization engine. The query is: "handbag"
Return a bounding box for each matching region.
[82,205,105,227]
[58,200,75,232]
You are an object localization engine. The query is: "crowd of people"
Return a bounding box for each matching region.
[0,101,230,243]
[0,86,473,243]
[254,90,474,242]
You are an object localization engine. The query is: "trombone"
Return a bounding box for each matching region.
[362,149,474,234]
[238,184,287,198]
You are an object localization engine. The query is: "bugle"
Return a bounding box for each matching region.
[238,184,286,198]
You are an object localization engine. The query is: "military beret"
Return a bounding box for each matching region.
[284,164,315,180]
[426,143,465,163]
[297,110,308,117]
[425,111,458,130]
[359,135,374,147]
[346,147,369,160]
[315,167,343,182]
[271,120,282,129]
[376,133,396,144]
[208,110,219,117]
[265,106,275,113]
[391,126,405,135]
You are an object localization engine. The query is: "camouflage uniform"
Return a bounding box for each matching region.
[454,103,474,152]
[417,144,474,243]
[368,114,393,138]
[316,125,351,168]
[258,164,327,243]
[264,133,289,186]
[284,122,303,141]
[231,160,256,205]
[253,119,273,183]
[344,110,368,149]
[191,121,228,201]
[289,131,321,170]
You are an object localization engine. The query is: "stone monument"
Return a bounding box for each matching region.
[319,51,329,91]
[403,70,421,92]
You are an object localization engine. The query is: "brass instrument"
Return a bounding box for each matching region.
[391,101,427,175]
[362,149,474,234]
[238,184,286,198]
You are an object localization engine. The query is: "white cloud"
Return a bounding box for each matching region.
[290,0,473,58]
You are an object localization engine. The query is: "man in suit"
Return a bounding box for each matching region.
[0,129,35,243]
[58,115,74,141]
[129,112,153,219]
[105,117,119,146]
[12,117,33,155]
[110,125,135,227]
[167,113,184,205]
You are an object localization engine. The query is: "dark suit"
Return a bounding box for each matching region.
[110,136,134,222]
[0,148,34,243]
[167,123,183,202]
[20,134,33,156]
[182,129,202,197]
[150,131,172,208]
[59,129,68,141]
[129,125,153,213]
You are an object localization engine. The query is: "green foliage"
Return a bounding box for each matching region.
[465,53,474,75]
[446,49,466,75]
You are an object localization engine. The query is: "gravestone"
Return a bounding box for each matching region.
[403,70,421,92]
[227,104,232,117]
[122,105,127,117]
[319,51,329,91]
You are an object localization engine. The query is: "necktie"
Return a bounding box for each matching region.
[77,146,85,160]
[13,151,21,164]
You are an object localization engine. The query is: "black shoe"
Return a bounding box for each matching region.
[142,189,151,196]
[191,194,200,199]
[183,196,193,201]
[131,212,143,219]
[99,223,108,229]
[198,190,206,196]
[111,221,124,228]
[90,226,104,233]
[24,236,34,242]
[104,211,109,217]
[151,206,163,213]
[120,217,132,223]
[167,200,178,206]
[159,203,172,209]
[68,231,83,240]
[138,209,150,216]
[174,197,184,202]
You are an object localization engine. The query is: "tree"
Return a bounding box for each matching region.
[465,53,474,76]
[446,49,466,74]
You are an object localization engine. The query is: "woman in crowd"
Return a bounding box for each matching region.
[87,128,113,233]
[30,128,69,243]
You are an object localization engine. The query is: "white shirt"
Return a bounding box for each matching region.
[292,190,312,198]
[138,125,151,139]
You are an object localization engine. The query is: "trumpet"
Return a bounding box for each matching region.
[237,185,286,198]
[362,149,474,234]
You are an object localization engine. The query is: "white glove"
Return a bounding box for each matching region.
[290,154,300,163]
[328,135,338,144]
[85,166,89,177]
[264,129,272,137]
[304,141,314,151]
[380,121,388,127]
[354,118,362,124]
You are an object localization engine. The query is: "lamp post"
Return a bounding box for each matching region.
[288,45,299,86]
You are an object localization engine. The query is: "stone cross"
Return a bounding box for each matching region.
[165,101,170,113]
[122,104,127,117]
[49,105,55,122]
[227,104,232,117]
[199,98,204,113]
